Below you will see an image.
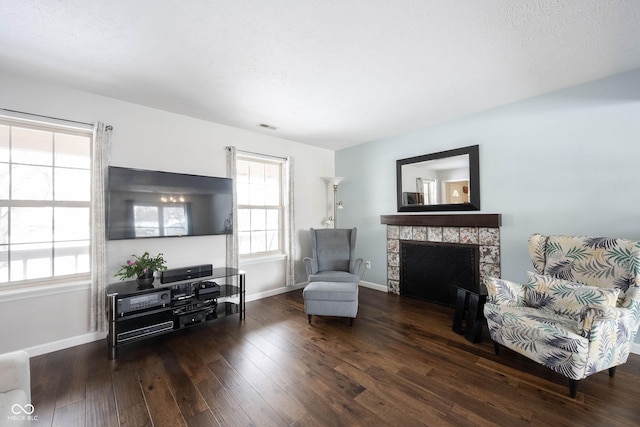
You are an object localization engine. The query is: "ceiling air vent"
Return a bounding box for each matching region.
[257,123,277,130]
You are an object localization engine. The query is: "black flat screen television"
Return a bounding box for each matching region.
[107,166,233,240]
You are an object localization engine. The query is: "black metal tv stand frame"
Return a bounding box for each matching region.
[106,266,245,359]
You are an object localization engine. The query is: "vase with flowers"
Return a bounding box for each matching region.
[115,252,167,288]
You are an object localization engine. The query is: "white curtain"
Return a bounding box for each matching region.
[284,157,296,286]
[225,146,239,277]
[90,122,112,332]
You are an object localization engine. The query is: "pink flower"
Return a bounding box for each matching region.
[128,260,135,265]
[143,268,148,274]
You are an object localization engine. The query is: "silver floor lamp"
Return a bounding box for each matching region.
[322,177,344,228]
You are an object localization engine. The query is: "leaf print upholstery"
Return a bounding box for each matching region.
[545,260,575,281]
[526,290,555,309]
[584,237,618,249]
[484,234,640,395]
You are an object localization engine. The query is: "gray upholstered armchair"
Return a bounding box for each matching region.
[0,350,31,425]
[304,227,363,283]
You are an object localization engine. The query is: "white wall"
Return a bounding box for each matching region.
[336,68,640,349]
[0,70,334,355]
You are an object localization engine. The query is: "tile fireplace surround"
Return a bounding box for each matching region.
[380,214,502,295]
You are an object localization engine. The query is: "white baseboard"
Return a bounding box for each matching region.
[245,282,306,302]
[631,342,640,356]
[23,331,107,357]
[245,280,388,303]
[358,280,387,292]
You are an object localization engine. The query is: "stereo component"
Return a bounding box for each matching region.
[116,320,174,343]
[177,311,207,328]
[160,264,214,284]
[195,281,221,299]
[117,289,171,315]
[172,299,205,315]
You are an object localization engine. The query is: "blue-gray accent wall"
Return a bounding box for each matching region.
[336,69,640,296]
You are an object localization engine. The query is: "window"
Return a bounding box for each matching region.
[0,117,92,286]
[236,155,283,255]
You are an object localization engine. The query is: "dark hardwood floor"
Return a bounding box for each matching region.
[28,287,640,426]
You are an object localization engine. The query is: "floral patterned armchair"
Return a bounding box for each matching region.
[484,234,640,397]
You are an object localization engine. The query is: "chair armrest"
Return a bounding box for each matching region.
[620,286,640,332]
[621,286,640,308]
[580,306,622,337]
[350,258,363,275]
[0,350,31,402]
[303,257,318,275]
[583,306,634,375]
[484,276,527,307]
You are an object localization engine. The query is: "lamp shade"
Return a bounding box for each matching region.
[321,176,345,186]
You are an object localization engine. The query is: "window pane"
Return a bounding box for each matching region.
[265,164,279,185]
[0,163,8,200]
[11,207,52,243]
[55,207,89,241]
[249,162,264,183]
[0,125,9,162]
[10,242,52,281]
[266,230,279,251]
[251,209,266,231]
[249,182,265,205]
[264,183,279,205]
[12,127,53,166]
[0,245,7,283]
[238,209,251,232]
[54,240,89,276]
[238,231,251,255]
[237,160,249,183]
[266,209,279,229]
[0,207,7,244]
[251,230,266,252]
[55,168,90,201]
[237,182,249,205]
[55,133,90,168]
[12,164,53,200]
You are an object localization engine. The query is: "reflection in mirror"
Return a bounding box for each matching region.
[396,145,480,212]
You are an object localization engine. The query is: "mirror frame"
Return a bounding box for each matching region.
[396,144,480,212]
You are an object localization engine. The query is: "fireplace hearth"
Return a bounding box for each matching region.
[401,242,478,306]
[381,214,501,295]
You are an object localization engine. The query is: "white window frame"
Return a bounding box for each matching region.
[236,153,285,258]
[0,116,93,288]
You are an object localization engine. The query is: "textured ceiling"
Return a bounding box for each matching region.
[1,0,640,150]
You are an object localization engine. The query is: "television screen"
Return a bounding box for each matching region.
[107,166,233,240]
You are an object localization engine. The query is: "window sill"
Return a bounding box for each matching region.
[239,253,287,266]
[0,279,92,303]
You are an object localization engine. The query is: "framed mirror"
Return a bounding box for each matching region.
[396,145,480,212]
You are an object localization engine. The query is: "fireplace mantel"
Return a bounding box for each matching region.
[380,214,501,228]
[381,213,502,295]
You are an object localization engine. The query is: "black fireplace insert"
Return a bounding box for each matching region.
[400,241,479,306]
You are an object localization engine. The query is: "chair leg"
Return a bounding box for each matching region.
[493,341,501,356]
[569,379,579,398]
[349,318,354,327]
[308,315,312,324]
[609,367,616,378]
